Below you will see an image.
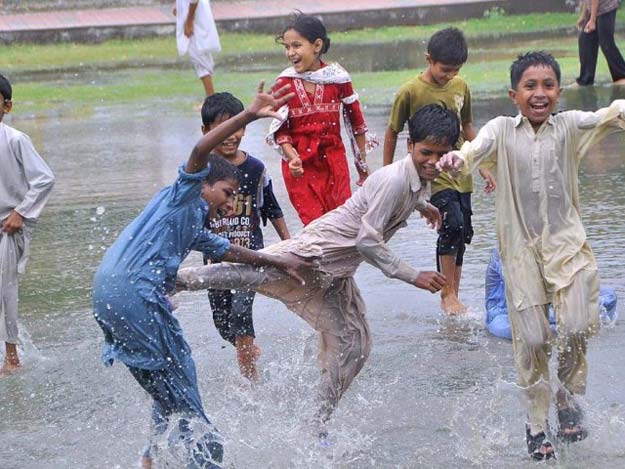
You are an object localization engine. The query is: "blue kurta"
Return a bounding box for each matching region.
[93,164,230,371]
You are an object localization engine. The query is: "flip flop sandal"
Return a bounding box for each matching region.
[526,426,556,461]
[557,407,588,443]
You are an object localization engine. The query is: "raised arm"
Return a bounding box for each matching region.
[186,82,294,174]
[573,100,625,160]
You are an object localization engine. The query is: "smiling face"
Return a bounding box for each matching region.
[281,29,323,73]
[202,114,245,159]
[409,139,452,181]
[201,179,239,218]
[509,65,562,131]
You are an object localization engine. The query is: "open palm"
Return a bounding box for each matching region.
[248,82,294,119]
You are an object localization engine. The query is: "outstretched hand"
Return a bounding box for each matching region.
[247,82,294,120]
[274,253,317,285]
[436,151,464,175]
[414,271,446,293]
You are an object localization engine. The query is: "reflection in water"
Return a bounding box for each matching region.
[1,88,624,468]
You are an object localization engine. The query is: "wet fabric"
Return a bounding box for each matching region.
[208,288,256,345]
[387,74,473,195]
[458,100,625,311]
[0,227,30,344]
[430,189,473,264]
[130,366,224,468]
[93,164,230,370]
[178,262,371,423]
[508,269,600,435]
[176,0,221,56]
[268,62,369,225]
[177,156,433,420]
[0,122,54,344]
[0,122,55,221]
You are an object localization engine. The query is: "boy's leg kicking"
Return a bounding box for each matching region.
[178,262,373,425]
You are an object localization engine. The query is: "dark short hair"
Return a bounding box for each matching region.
[408,104,460,146]
[205,154,241,185]
[277,11,331,55]
[201,92,244,126]
[0,74,12,101]
[510,51,561,89]
[427,27,468,66]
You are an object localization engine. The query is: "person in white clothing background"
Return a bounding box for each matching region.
[174,0,221,96]
[0,73,55,376]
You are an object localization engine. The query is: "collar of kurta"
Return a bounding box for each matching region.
[513,113,555,129]
[277,62,351,84]
[404,154,423,193]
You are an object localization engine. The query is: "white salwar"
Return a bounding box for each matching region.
[176,0,221,78]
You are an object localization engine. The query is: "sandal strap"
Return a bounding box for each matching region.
[526,427,555,460]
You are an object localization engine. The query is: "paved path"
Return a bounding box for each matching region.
[0,0,562,32]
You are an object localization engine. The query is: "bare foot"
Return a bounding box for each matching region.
[0,360,21,376]
[441,293,467,315]
[614,78,625,86]
[141,456,152,469]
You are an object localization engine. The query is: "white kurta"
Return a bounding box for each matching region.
[457,100,625,310]
[0,122,55,343]
[176,0,221,56]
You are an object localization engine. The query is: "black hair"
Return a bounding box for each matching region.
[0,74,12,101]
[510,51,561,89]
[427,27,468,66]
[205,154,241,185]
[408,104,460,146]
[277,11,331,55]
[201,92,244,126]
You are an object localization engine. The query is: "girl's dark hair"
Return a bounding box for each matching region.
[201,92,244,127]
[276,11,331,55]
[408,104,460,146]
[205,154,241,185]
[0,74,12,101]
[510,51,561,90]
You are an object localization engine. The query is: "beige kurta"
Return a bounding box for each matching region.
[458,100,625,310]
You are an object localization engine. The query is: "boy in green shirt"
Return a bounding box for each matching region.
[383,27,495,315]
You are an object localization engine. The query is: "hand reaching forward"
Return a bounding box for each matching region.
[414,271,446,293]
[272,253,318,285]
[247,82,294,120]
[418,203,441,230]
[435,150,464,175]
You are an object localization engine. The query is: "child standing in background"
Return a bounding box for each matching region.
[201,92,290,382]
[174,0,221,96]
[267,13,373,226]
[383,27,495,315]
[0,73,55,376]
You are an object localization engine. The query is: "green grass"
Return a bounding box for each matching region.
[3,10,624,74]
[10,54,612,117]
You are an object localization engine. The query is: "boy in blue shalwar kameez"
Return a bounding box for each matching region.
[92,83,301,468]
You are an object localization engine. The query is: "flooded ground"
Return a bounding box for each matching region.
[1,76,624,468]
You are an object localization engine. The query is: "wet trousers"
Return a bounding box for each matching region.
[507,269,600,434]
[577,9,625,85]
[129,366,224,468]
[178,262,372,422]
[0,229,28,344]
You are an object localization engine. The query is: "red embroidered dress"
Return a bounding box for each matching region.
[272,64,368,225]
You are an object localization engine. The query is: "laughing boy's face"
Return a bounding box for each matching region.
[509,65,562,131]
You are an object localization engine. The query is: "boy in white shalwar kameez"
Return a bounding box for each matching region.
[0,74,55,375]
[174,0,221,96]
[438,52,625,460]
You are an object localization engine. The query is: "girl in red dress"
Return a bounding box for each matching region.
[267,13,374,225]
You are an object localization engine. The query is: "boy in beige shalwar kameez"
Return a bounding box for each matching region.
[438,51,625,460]
[177,104,457,439]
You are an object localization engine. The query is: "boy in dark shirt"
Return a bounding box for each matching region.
[202,92,290,381]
